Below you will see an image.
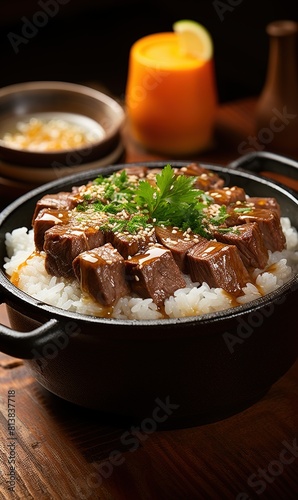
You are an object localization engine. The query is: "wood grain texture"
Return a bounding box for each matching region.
[1,97,298,499]
[0,351,297,499]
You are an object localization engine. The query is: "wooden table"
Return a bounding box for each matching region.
[1,97,298,500]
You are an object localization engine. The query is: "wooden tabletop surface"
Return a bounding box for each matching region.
[1,96,298,500]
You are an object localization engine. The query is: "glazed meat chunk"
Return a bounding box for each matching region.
[33,208,71,251]
[213,223,269,270]
[105,232,139,259]
[73,243,130,306]
[44,224,104,278]
[32,191,80,222]
[228,197,281,218]
[206,186,246,205]
[125,245,186,306]
[106,229,157,259]
[186,240,251,295]
[179,163,225,190]
[226,208,286,252]
[244,197,281,217]
[155,226,204,272]
[119,166,148,178]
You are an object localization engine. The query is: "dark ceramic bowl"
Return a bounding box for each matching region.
[0,81,125,168]
[0,152,297,428]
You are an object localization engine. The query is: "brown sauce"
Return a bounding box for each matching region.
[10,252,39,287]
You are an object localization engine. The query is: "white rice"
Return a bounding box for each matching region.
[3,217,298,320]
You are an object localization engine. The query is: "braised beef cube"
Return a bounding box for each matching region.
[137,229,157,252]
[105,232,139,258]
[73,243,130,306]
[119,166,148,178]
[44,224,104,277]
[85,230,104,254]
[180,163,208,176]
[236,208,286,252]
[206,186,246,205]
[245,197,281,217]
[180,163,225,190]
[32,191,78,223]
[155,226,205,272]
[44,226,86,277]
[225,205,244,226]
[228,197,281,220]
[66,190,86,207]
[186,240,251,295]
[34,208,71,251]
[213,223,269,269]
[106,229,157,259]
[125,245,186,306]
[194,174,225,191]
[225,203,262,226]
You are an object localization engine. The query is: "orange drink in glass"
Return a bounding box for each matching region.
[125,25,217,156]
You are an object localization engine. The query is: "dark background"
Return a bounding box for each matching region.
[1,0,298,104]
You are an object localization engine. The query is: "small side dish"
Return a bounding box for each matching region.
[1,113,104,152]
[0,81,125,168]
[4,163,298,320]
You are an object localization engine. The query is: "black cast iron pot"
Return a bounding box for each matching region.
[0,151,298,427]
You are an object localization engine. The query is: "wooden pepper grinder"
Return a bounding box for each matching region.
[255,20,298,155]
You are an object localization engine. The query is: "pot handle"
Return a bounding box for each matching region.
[0,318,66,360]
[228,151,298,195]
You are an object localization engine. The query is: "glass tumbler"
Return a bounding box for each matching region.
[125,31,218,156]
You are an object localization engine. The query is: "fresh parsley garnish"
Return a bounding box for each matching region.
[126,215,151,234]
[135,164,211,234]
[98,214,150,235]
[76,202,88,212]
[76,165,228,237]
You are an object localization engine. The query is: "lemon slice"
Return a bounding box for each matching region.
[173,19,213,61]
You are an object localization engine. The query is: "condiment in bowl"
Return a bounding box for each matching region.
[0,81,125,168]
